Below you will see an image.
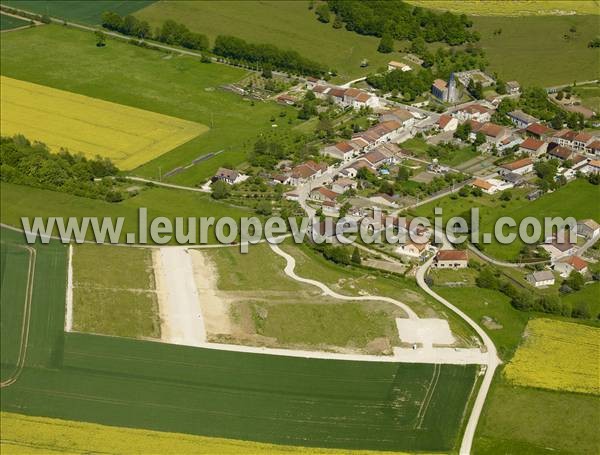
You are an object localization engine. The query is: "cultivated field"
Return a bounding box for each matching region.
[0,25,297,184]
[0,412,408,455]
[0,239,32,383]
[134,0,399,81]
[2,0,155,24]
[406,1,600,16]
[503,318,600,395]
[0,13,30,30]
[72,244,160,338]
[473,15,600,87]
[1,76,207,170]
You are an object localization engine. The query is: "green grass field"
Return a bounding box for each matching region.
[72,244,159,338]
[3,0,155,24]
[134,0,401,81]
[414,179,600,262]
[406,1,600,16]
[0,25,297,184]
[573,82,600,113]
[473,15,600,87]
[0,12,30,30]
[0,182,252,244]
[475,378,600,454]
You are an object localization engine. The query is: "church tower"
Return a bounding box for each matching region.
[446,72,458,103]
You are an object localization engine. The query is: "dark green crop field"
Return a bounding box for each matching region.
[0,12,30,30]
[3,1,155,25]
[0,229,478,452]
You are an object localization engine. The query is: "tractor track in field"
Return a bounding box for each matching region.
[0,243,36,388]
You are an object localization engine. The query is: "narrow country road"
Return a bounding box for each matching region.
[416,257,501,455]
[269,243,419,319]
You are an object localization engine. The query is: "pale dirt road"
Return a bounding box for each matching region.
[416,257,501,455]
[154,247,206,346]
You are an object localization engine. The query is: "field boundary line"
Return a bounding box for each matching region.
[414,363,441,430]
[1,243,36,388]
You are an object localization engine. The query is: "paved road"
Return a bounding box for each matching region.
[415,257,501,455]
[125,176,210,193]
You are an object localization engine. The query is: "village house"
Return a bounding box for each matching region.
[380,108,415,128]
[506,80,520,95]
[437,114,458,132]
[577,219,600,239]
[508,110,538,129]
[518,137,547,157]
[546,143,575,161]
[342,160,373,178]
[499,157,534,176]
[553,256,588,278]
[587,140,600,157]
[312,84,330,99]
[526,270,555,288]
[525,122,553,140]
[433,250,468,269]
[328,87,347,105]
[289,160,328,186]
[500,171,525,186]
[332,177,357,194]
[550,129,578,149]
[343,87,379,109]
[471,178,512,195]
[396,240,429,258]
[354,120,403,149]
[583,159,600,174]
[387,60,412,72]
[453,104,491,123]
[305,76,320,89]
[213,167,244,185]
[477,122,510,146]
[572,132,595,152]
[276,94,296,106]
[322,141,356,161]
[284,190,300,201]
[309,186,340,203]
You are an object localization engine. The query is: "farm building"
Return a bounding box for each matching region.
[553,256,588,278]
[526,270,555,287]
[577,219,600,239]
[433,250,468,269]
[508,110,538,128]
[499,158,534,176]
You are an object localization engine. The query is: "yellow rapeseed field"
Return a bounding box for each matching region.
[0,412,409,455]
[0,76,208,170]
[405,1,600,16]
[504,318,600,395]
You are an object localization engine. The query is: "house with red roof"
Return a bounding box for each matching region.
[519,137,547,157]
[554,256,588,277]
[438,114,458,132]
[433,250,468,268]
[525,122,553,140]
[322,141,356,161]
[499,157,534,175]
[453,104,491,123]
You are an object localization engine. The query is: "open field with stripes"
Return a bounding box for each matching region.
[0,228,479,452]
[406,1,600,16]
[1,76,207,170]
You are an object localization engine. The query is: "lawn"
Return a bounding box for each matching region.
[414,178,600,262]
[503,318,599,395]
[406,1,600,16]
[134,0,401,81]
[0,12,30,30]
[475,378,600,455]
[573,81,600,113]
[1,76,207,170]
[0,25,297,184]
[0,412,409,455]
[473,14,600,87]
[0,183,253,244]
[3,0,155,24]
[72,244,159,338]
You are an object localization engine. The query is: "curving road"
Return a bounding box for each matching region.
[269,243,419,319]
[416,257,501,455]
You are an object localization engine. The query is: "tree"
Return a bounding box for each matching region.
[476,267,499,290]
[564,270,584,291]
[396,166,411,182]
[454,122,472,141]
[458,185,470,197]
[333,15,343,29]
[315,4,330,23]
[261,63,273,79]
[255,200,272,216]
[211,180,229,199]
[473,131,486,146]
[95,30,106,47]
[495,79,506,95]
[499,190,512,201]
[351,247,362,265]
[377,34,394,53]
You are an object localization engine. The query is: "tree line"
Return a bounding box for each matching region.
[101,11,209,51]
[0,135,123,202]
[325,0,479,46]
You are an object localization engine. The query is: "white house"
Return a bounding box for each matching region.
[507,109,538,128]
[309,186,340,203]
[387,60,412,72]
[471,178,512,195]
[577,219,600,239]
[453,104,491,123]
[322,141,356,161]
[518,137,547,157]
[438,114,458,132]
[396,240,429,258]
[527,270,555,287]
[433,250,468,268]
[213,168,245,185]
[380,108,415,128]
[332,178,357,194]
[553,256,588,278]
[499,158,534,176]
